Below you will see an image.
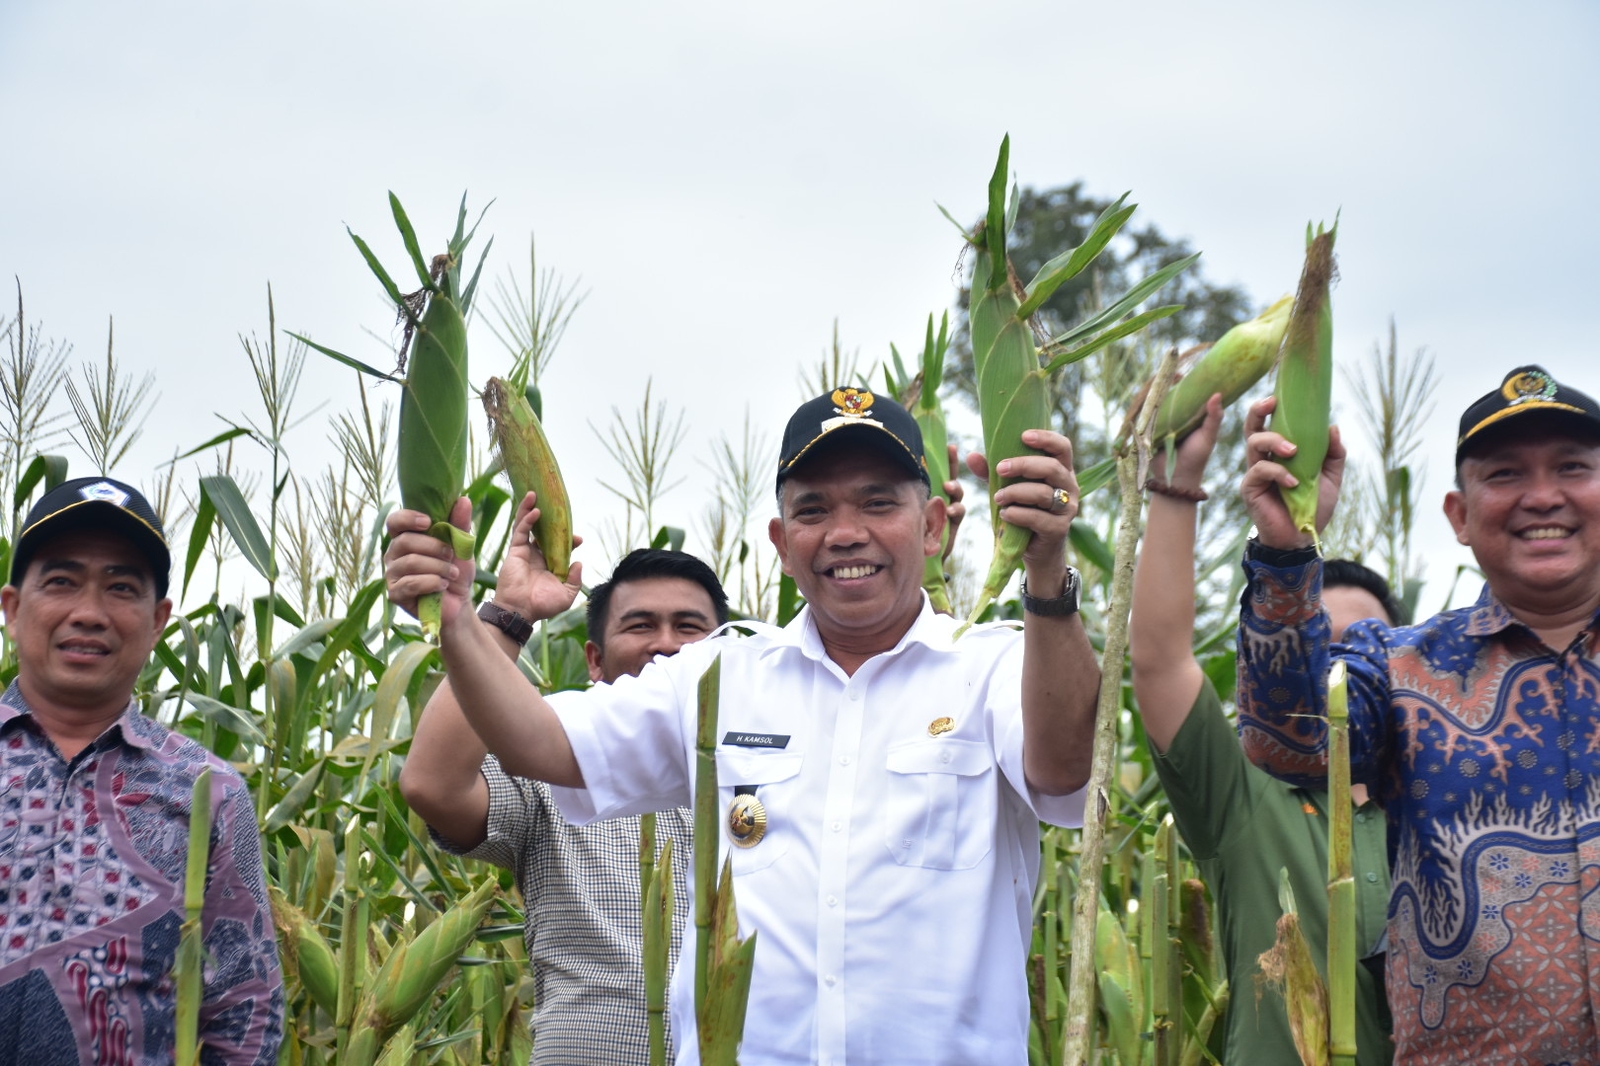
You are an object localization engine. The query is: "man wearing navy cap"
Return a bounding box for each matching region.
[385,388,1100,1065]
[1234,366,1600,1064]
[0,477,282,1065]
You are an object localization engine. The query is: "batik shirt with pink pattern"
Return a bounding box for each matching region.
[0,684,282,1065]
[1238,555,1600,1066]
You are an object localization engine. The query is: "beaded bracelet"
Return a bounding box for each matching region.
[1144,477,1209,502]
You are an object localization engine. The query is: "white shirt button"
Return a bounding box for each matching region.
[848,690,861,702]
[940,751,953,764]
[827,895,838,907]
[832,821,843,832]
[839,755,851,766]
[825,974,838,987]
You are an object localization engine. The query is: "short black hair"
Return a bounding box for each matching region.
[1323,558,1405,626]
[586,549,729,650]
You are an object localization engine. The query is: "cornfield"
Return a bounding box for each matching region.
[0,149,1434,1065]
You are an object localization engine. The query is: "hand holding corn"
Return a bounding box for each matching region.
[1147,392,1225,499]
[385,497,478,626]
[1240,395,1347,550]
[964,428,1081,590]
[493,491,585,619]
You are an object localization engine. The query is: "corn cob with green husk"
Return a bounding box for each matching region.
[484,372,573,580]
[173,768,214,1066]
[292,193,492,639]
[886,312,955,612]
[1259,872,1330,1066]
[956,135,1195,630]
[1077,293,1295,498]
[269,886,341,1017]
[1327,661,1357,1066]
[643,835,675,1066]
[343,876,499,1066]
[693,654,758,1065]
[1271,220,1338,548]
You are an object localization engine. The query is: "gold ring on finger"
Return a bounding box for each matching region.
[1050,488,1072,514]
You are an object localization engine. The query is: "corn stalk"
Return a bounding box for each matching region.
[887,312,955,612]
[173,767,214,1066]
[1327,662,1356,1066]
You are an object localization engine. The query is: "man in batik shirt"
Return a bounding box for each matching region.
[1234,366,1600,1064]
[0,477,282,1065]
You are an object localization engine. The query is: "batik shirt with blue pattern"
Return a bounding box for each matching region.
[0,683,283,1065]
[1238,554,1600,1066]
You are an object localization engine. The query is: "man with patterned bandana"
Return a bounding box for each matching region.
[0,477,282,1065]
[1235,366,1600,1064]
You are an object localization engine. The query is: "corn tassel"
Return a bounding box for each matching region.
[957,135,1194,630]
[1150,294,1294,442]
[1271,220,1338,547]
[269,886,341,1017]
[484,374,574,580]
[1327,661,1357,1066]
[173,767,213,1066]
[344,876,498,1066]
[887,313,955,612]
[292,192,491,639]
[693,653,758,1064]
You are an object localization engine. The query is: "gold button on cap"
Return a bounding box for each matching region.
[928,716,955,736]
[728,795,768,848]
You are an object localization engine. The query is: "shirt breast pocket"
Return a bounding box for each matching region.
[714,748,804,873]
[883,738,997,870]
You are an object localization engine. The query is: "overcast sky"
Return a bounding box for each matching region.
[2,0,1596,615]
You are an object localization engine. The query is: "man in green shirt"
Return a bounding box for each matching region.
[1130,395,1395,1065]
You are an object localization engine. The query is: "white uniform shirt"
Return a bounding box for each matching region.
[549,598,1086,1066]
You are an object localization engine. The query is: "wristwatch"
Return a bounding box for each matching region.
[1021,567,1081,617]
[478,600,535,646]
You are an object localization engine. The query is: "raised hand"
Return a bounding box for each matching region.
[1241,395,1346,550]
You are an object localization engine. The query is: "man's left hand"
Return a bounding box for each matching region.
[496,491,585,622]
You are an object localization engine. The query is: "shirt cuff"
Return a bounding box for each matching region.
[1242,544,1323,628]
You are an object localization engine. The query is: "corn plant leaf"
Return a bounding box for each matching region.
[461,236,493,317]
[1068,523,1114,577]
[271,618,343,661]
[362,640,438,784]
[1018,194,1134,319]
[1043,305,1184,374]
[287,332,402,384]
[200,475,277,582]
[1050,253,1201,349]
[347,228,415,323]
[181,487,217,599]
[650,526,686,552]
[1076,457,1117,499]
[168,426,254,465]
[389,192,435,292]
[933,201,972,241]
[265,760,326,835]
[13,453,68,512]
[311,579,385,681]
[983,136,1011,293]
[180,692,265,744]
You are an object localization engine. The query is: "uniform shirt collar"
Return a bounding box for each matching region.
[779,591,954,664]
[0,680,154,751]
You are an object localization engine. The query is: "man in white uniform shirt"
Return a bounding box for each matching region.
[384,388,1100,1065]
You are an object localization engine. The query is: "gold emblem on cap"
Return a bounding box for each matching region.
[830,387,875,417]
[728,795,768,848]
[928,716,955,736]
[1503,370,1557,405]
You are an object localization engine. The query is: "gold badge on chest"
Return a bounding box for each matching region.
[928,716,955,736]
[728,794,768,848]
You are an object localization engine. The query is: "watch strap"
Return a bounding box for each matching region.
[1021,569,1081,617]
[478,600,535,646]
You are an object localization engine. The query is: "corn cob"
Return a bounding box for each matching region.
[344,876,499,1066]
[173,767,214,1066]
[1327,661,1356,1066]
[887,313,955,613]
[958,136,1195,630]
[292,193,491,639]
[1258,872,1330,1066]
[1150,294,1294,442]
[269,886,341,1017]
[484,374,574,580]
[643,836,675,1066]
[1271,220,1338,547]
[693,653,758,1064]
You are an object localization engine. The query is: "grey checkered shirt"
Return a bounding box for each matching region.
[432,755,692,1066]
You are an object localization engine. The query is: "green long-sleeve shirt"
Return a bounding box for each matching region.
[1151,678,1393,1065]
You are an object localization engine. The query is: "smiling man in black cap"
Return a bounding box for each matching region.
[0,477,282,1065]
[384,387,1100,1065]
[1233,366,1600,1065]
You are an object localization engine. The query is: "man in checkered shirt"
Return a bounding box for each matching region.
[398,513,728,1066]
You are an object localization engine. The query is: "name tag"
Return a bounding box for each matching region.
[722,731,790,749]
